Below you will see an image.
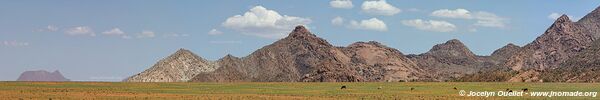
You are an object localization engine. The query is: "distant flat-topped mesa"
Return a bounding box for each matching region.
[17,70,70,82]
[125,49,218,82]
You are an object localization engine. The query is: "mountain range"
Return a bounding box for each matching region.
[125,6,600,82]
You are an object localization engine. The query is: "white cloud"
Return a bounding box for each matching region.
[208,29,223,35]
[222,6,312,39]
[402,19,456,32]
[361,0,401,16]
[331,16,345,26]
[349,18,387,31]
[102,28,125,35]
[431,9,507,28]
[1,40,29,47]
[136,31,155,38]
[65,26,95,36]
[330,0,353,9]
[473,11,507,28]
[431,9,473,19]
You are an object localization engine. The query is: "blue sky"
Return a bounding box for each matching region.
[1,0,599,81]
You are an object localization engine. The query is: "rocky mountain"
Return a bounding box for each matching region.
[190,26,425,82]
[407,39,490,81]
[504,15,595,82]
[505,15,592,71]
[17,70,70,81]
[125,49,219,82]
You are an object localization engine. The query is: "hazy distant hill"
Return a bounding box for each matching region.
[17,70,70,81]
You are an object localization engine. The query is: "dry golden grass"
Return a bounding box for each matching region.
[0,82,598,99]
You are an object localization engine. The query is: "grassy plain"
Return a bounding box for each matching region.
[0,82,598,99]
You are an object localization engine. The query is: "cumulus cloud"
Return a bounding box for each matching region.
[330,0,353,9]
[431,9,507,28]
[431,8,473,19]
[208,29,223,35]
[331,16,345,26]
[136,31,155,38]
[222,6,312,39]
[349,18,387,31]
[1,40,29,47]
[102,28,125,35]
[65,26,95,36]
[402,19,456,32]
[361,0,401,16]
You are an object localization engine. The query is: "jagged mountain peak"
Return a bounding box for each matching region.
[446,39,462,44]
[219,54,240,61]
[555,14,572,23]
[288,25,317,38]
[173,48,195,56]
[272,25,332,48]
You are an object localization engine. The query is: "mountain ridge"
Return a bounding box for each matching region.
[126,5,600,82]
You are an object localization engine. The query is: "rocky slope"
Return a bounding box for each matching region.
[490,43,521,63]
[457,43,522,82]
[542,38,600,82]
[339,41,427,82]
[125,49,218,82]
[191,26,425,82]
[17,70,70,81]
